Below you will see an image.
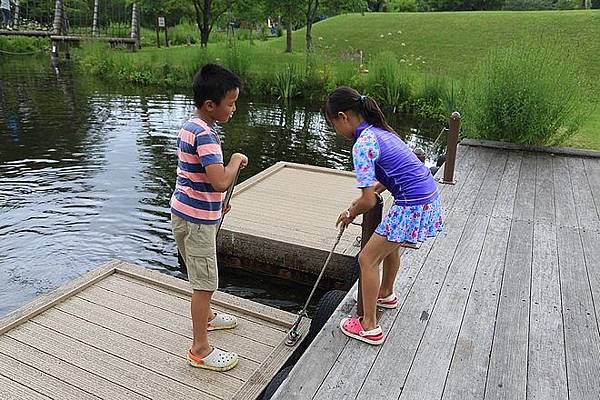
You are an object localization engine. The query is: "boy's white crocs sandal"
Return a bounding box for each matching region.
[187,348,239,371]
[208,312,238,331]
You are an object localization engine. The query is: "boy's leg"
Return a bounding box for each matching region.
[190,290,213,358]
[379,248,400,298]
[358,234,400,331]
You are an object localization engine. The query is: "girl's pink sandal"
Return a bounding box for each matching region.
[339,316,385,345]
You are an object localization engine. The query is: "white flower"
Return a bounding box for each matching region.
[318,36,323,40]
[400,59,406,62]
[397,30,402,33]
[388,32,392,36]
[401,43,406,46]
[380,34,384,38]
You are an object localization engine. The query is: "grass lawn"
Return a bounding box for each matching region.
[77,10,600,150]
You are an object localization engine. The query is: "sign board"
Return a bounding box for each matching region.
[157,17,165,27]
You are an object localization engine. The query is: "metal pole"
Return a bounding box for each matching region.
[441,111,461,185]
[356,194,383,317]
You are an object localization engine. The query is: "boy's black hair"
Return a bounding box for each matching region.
[324,86,395,135]
[192,64,241,108]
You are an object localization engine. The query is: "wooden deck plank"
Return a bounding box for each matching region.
[583,158,600,227]
[533,153,555,224]
[557,226,600,400]
[308,145,494,400]
[441,217,511,400]
[0,261,119,335]
[492,151,523,220]
[113,262,297,327]
[32,308,241,399]
[55,296,258,380]
[527,222,568,400]
[276,222,439,400]
[347,211,472,400]
[513,154,536,222]
[581,228,600,334]
[0,335,145,400]
[0,374,51,400]
[76,286,274,363]
[471,150,509,215]
[290,142,491,398]
[0,352,99,400]
[398,151,507,400]
[553,156,578,228]
[568,157,600,231]
[34,310,243,398]
[484,220,533,400]
[397,214,489,400]
[97,275,284,347]
[6,322,211,400]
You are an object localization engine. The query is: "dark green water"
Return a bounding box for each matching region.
[0,57,444,317]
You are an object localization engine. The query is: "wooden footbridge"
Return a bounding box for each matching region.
[0,0,139,52]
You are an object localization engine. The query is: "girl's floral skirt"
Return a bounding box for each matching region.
[375,197,444,244]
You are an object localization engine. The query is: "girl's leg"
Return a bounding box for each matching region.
[358,234,401,331]
[379,248,400,298]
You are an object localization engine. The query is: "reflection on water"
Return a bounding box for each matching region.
[0,57,444,317]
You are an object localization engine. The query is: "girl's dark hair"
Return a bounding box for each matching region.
[324,86,395,134]
[192,64,241,108]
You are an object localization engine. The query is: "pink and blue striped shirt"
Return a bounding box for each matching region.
[170,117,224,224]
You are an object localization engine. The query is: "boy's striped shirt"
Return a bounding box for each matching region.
[170,117,224,224]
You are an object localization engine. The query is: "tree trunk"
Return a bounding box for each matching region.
[53,0,64,35]
[305,0,319,52]
[92,0,99,36]
[130,3,139,50]
[286,21,292,53]
[193,0,212,48]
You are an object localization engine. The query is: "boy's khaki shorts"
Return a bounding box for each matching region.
[171,213,219,292]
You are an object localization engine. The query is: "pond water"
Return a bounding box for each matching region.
[0,57,444,317]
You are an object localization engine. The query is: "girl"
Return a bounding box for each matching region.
[326,86,443,345]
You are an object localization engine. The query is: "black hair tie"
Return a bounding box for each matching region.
[360,95,367,105]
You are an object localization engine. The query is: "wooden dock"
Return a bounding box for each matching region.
[0,261,309,400]
[274,140,600,400]
[219,162,384,286]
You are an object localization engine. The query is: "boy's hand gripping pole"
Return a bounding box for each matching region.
[285,225,346,347]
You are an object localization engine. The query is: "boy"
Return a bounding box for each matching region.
[171,64,247,372]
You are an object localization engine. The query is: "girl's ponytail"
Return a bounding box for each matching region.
[325,86,395,134]
[361,95,396,134]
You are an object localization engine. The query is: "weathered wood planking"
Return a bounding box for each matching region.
[0,261,308,400]
[557,227,600,400]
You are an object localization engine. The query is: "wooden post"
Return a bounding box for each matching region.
[356,194,383,317]
[441,111,461,185]
[92,0,99,36]
[155,17,160,48]
[164,24,169,47]
[130,2,140,51]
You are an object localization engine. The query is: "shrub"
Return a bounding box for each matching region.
[462,43,588,146]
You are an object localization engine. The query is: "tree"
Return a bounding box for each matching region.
[305,0,318,51]
[265,0,302,52]
[233,0,266,41]
[192,0,232,47]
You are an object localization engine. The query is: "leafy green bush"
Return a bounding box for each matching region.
[462,44,588,146]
